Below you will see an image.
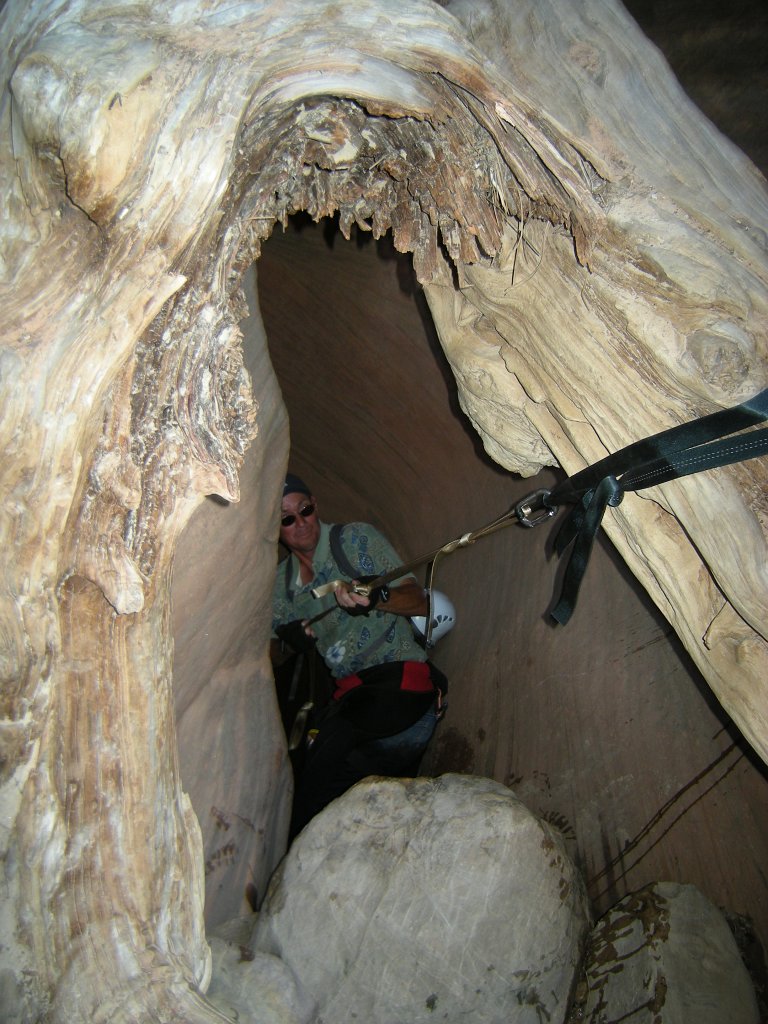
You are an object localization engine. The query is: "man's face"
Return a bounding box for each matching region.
[279,491,320,555]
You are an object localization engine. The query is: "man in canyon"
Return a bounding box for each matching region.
[272,473,447,838]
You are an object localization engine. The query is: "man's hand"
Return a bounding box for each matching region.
[275,620,316,652]
[334,576,389,616]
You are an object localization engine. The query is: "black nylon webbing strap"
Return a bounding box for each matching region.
[532,387,768,625]
[548,388,768,506]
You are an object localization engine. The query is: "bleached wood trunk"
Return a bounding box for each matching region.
[0,0,765,1020]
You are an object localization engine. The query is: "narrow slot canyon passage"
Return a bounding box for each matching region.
[238,216,768,952]
[169,212,768,958]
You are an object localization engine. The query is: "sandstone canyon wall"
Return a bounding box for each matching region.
[1,0,766,1020]
[256,215,768,958]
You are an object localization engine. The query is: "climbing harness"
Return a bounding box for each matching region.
[514,386,768,624]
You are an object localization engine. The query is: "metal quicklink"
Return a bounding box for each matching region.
[514,489,558,528]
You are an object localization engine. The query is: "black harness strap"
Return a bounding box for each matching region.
[515,387,768,625]
[285,524,357,600]
[329,523,358,579]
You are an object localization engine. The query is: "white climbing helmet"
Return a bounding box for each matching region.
[410,590,456,646]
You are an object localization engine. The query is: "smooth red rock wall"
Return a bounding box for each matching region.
[255,217,768,951]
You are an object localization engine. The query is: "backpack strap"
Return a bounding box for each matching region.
[329,524,442,679]
[284,552,296,600]
[329,522,394,656]
[285,524,356,600]
[329,523,359,579]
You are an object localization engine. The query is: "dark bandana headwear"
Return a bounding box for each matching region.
[283,473,312,498]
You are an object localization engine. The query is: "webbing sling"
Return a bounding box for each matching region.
[514,387,768,625]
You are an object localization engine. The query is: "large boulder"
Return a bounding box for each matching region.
[254,774,590,1024]
[577,881,760,1023]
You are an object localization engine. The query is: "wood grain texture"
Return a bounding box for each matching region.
[1,0,766,1018]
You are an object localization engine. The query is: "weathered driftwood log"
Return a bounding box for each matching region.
[428,0,768,762]
[0,0,765,1020]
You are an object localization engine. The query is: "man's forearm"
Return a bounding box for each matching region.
[382,580,429,617]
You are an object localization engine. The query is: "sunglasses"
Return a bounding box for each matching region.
[281,503,316,527]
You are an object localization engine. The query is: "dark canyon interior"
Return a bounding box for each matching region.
[247,0,768,977]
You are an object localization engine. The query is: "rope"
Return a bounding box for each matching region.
[311,388,768,630]
[310,506,520,600]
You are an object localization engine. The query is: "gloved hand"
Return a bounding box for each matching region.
[344,576,390,616]
[275,620,316,653]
